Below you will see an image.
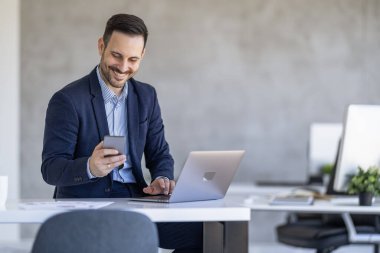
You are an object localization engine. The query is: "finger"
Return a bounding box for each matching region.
[105,155,126,165]
[102,148,119,157]
[157,178,166,190]
[163,178,170,195]
[104,159,125,171]
[94,141,104,150]
[144,182,162,195]
[108,160,125,170]
[143,186,154,194]
[169,180,176,194]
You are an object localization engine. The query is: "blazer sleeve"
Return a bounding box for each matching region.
[143,88,174,181]
[41,91,92,186]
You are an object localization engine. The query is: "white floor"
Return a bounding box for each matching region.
[0,241,376,253]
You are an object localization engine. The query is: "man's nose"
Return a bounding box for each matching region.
[119,60,132,73]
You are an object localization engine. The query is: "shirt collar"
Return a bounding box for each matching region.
[96,66,128,104]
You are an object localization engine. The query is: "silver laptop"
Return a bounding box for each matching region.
[128,150,245,203]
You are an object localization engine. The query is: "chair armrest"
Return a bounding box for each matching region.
[341,213,380,243]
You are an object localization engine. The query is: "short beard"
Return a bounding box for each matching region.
[99,57,126,89]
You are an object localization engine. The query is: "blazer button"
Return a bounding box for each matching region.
[105,188,111,193]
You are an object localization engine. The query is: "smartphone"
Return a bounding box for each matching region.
[103,135,126,156]
[103,135,126,170]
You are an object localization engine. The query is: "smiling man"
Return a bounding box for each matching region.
[42,14,202,252]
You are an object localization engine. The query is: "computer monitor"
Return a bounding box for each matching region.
[308,123,342,177]
[333,105,380,192]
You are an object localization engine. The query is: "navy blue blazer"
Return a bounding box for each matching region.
[41,68,174,198]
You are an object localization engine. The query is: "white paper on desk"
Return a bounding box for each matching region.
[18,201,113,210]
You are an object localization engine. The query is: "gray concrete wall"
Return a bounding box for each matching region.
[20,0,380,242]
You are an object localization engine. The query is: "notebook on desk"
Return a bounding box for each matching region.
[128,150,245,203]
[270,195,314,205]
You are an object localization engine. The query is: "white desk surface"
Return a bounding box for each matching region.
[3,183,378,224]
[226,183,380,214]
[0,198,250,224]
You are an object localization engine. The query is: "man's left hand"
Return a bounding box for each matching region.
[143,177,175,195]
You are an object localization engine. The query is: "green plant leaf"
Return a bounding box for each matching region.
[347,166,380,195]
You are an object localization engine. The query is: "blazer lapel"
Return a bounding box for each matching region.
[127,80,139,166]
[89,68,109,141]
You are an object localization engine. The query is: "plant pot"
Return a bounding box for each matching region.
[359,192,374,206]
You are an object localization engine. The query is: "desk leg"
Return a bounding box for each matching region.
[224,221,249,253]
[204,222,224,253]
[204,221,248,253]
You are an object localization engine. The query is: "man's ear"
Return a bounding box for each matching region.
[141,48,146,59]
[98,37,104,56]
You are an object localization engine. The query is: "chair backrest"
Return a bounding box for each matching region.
[31,209,158,253]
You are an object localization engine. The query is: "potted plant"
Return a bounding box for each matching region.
[347,166,380,206]
[320,163,334,186]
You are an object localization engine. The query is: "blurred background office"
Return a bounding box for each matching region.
[1,0,380,251]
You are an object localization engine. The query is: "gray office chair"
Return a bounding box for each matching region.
[31,209,159,253]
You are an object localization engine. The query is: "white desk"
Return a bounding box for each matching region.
[0,198,251,253]
[227,183,380,244]
[227,183,380,213]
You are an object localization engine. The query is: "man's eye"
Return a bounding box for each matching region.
[112,53,121,58]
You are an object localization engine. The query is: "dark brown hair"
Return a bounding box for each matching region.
[103,14,148,48]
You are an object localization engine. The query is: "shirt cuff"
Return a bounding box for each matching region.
[87,158,97,179]
[154,176,169,181]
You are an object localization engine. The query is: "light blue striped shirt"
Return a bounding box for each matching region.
[87,67,136,183]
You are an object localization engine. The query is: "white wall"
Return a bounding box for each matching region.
[0,0,20,241]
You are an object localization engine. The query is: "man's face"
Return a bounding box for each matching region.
[98,31,145,91]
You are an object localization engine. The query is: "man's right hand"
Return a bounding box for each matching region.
[89,141,126,177]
